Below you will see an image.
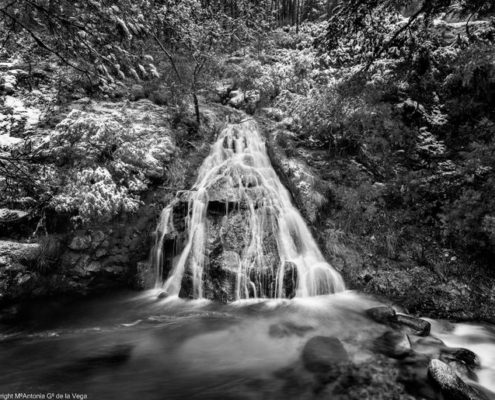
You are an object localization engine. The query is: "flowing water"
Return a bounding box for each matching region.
[1,291,494,399]
[152,120,344,300]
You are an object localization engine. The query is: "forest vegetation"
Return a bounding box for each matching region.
[1,0,495,319]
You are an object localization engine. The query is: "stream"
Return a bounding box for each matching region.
[1,290,494,399]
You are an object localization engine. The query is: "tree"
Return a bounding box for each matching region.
[147,0,225,124]
[325,0,495,70]
[0,0,156,89]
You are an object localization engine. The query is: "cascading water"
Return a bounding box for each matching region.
[152,119,345,301]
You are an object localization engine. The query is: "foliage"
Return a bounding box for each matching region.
[314,3,495,262]
[0,0,157,89]
[50,166,141,223]
[0,106,177,224]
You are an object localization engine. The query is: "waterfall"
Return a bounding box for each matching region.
[152,119,345,300]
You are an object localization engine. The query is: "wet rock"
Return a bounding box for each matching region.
[398,353,438,400]
[136,261,155,289]
[60,251,82,268]
[396,314,431,336]
[374,330,412,359]
[68,235,92,251]
[366,306,396,324]
[201,249,240,302]
[413,336,445,357]
[441,347,481,369]
[302,336,349,374]
[157,291,168,299]
[428,359,487,400]
[447,360,478,382]
[416,336,445,347]
[282,262,298,299]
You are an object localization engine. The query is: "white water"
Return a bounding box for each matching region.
[152,206,175,287]
[430,320,495,392]
[152,120,344,300]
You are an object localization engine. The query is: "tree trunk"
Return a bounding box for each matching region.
[296,0,300,33]
[193,92,200,125]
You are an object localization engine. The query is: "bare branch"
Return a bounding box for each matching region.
[0,7,90,75]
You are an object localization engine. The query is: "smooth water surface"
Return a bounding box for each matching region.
[1,291,494,399]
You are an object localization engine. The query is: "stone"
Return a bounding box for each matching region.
[302,336,349,374]
[85,261,102,273]
[73,255,91,276]
[366,306,397,324]
[428,359,488,400]
[447,360,478,382]
[68,235,92,251]
[396,314,431,336]
[104,254,129,265]
[214,80,234,103]
[91,231,106,247]
[95,248,108,258]
[374,330,411,359]
[441,347,481,369]
[103,265,126,275]
[157,291,168,299]
[282,262,298,299]
[228,89,245,108]
[0,208,29,222]
[130,84,145,101]
[261,107,284,122]
[136,261,155,290]
[0,240,40,262]
[16,273,32,286]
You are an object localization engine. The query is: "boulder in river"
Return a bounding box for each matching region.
[302,336,349,374]
[366,306,396,324]
[441,347,481,370]
[428,359,488,400]
[396,314,431,336]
